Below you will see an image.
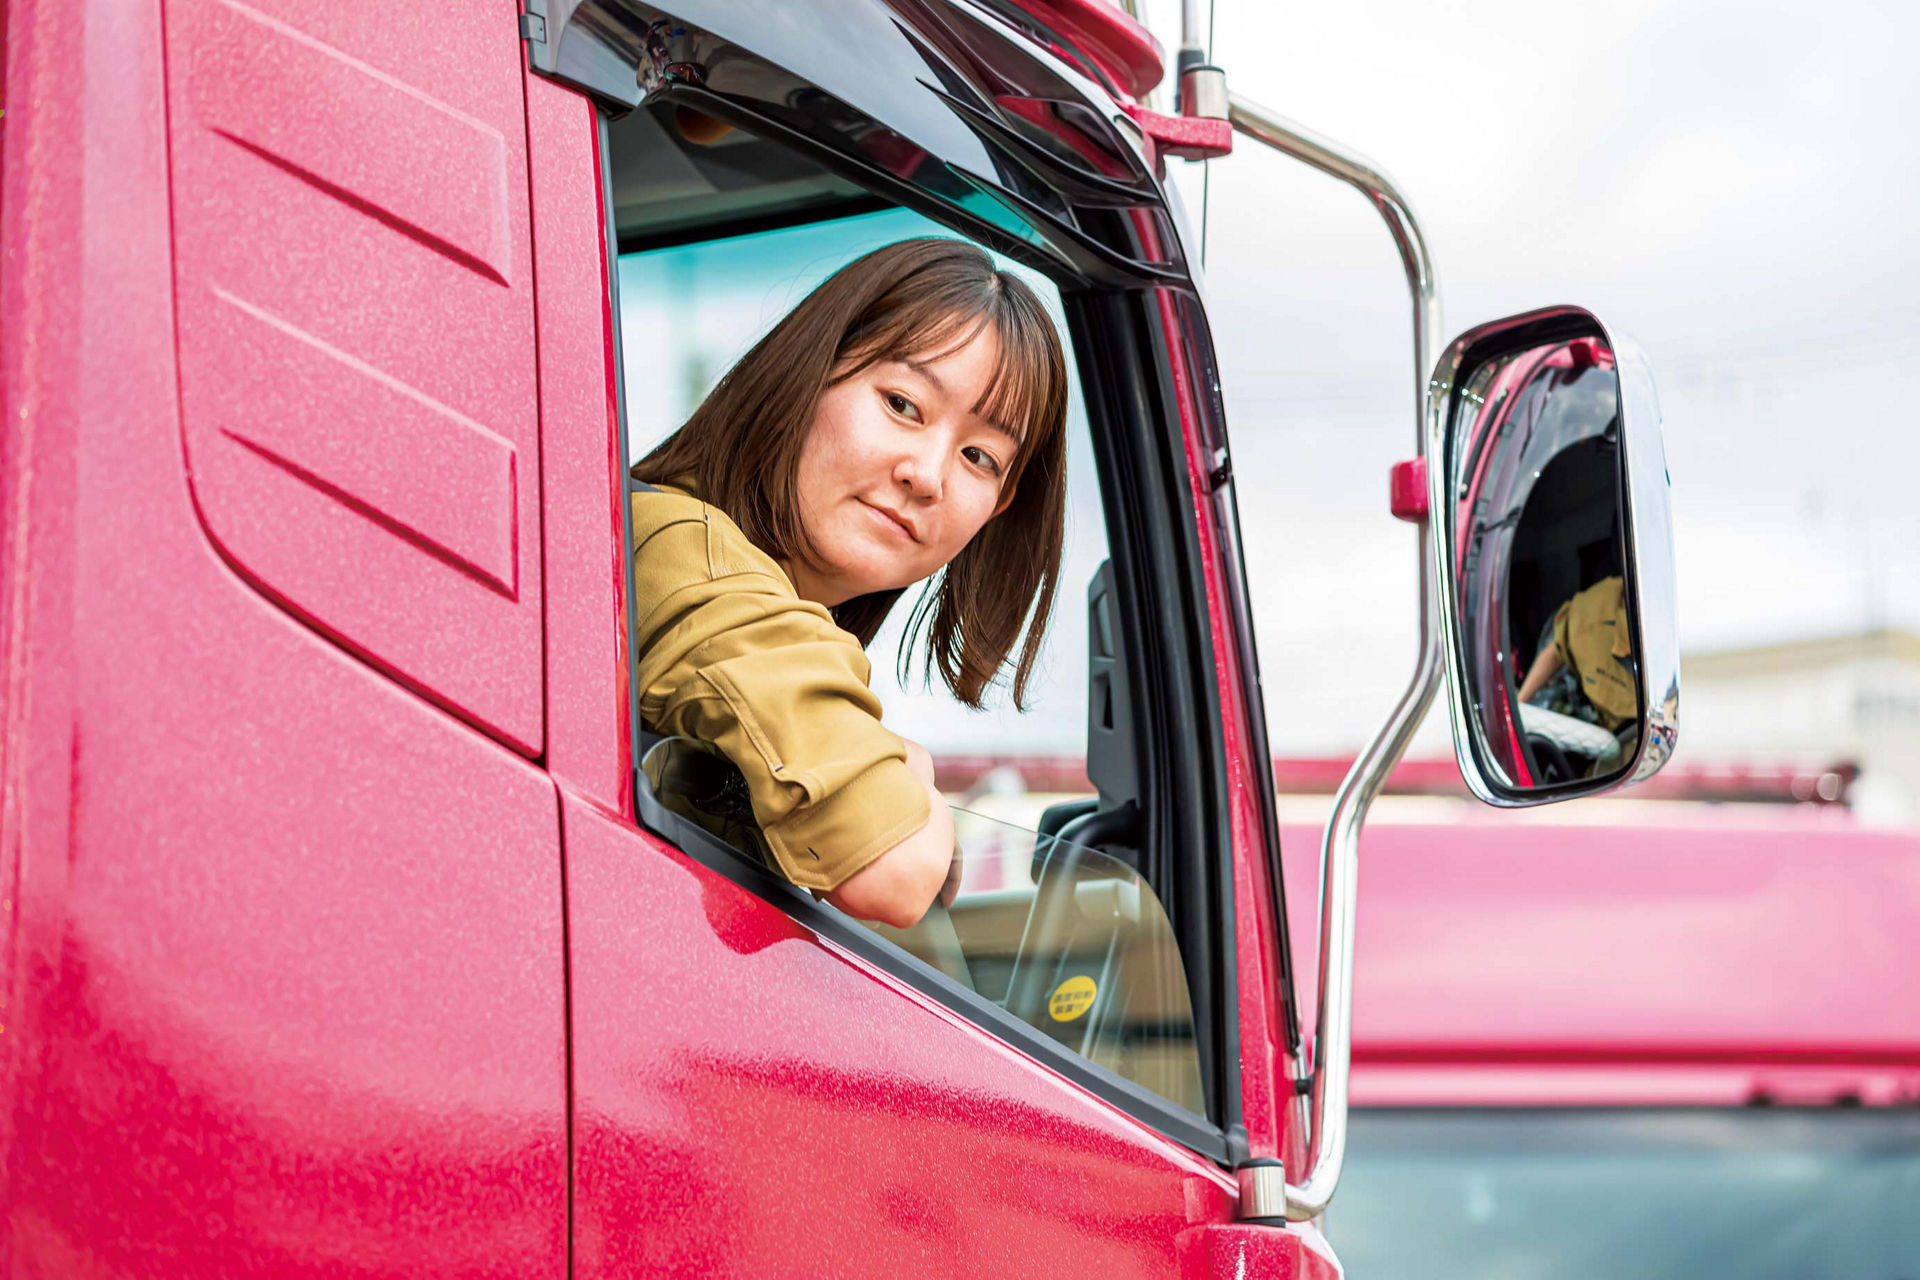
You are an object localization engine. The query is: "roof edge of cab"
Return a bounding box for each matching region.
[523,0,1192,292]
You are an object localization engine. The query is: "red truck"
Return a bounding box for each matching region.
[1,0,1681,1275]
[1290,810,1920,1278]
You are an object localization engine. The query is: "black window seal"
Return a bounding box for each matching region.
[1164,292,1304,1060]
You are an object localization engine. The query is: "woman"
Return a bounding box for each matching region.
[628,237,1068,928]
[1516,574,1637,731]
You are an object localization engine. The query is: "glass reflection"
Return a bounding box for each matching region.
[867,807,1204,1115]
[642,736,1203,1114]
[1450,337,1640,788]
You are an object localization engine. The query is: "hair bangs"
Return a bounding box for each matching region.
[970,297,1065,485]
[836,280,1065,489]
[831,278,986,385]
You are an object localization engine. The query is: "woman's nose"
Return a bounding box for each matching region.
[893,441,945,500]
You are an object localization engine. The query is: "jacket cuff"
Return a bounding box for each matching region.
[762,757,932,891]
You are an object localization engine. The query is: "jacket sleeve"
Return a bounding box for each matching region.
[1551,598,1574,668]
[629,498,931,891]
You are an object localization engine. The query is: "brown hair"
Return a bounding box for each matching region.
[634,236,1068,708]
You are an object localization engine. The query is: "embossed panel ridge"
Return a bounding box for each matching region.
[165,0,544,753]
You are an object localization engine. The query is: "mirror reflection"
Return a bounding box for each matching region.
[1450,336,1641,789]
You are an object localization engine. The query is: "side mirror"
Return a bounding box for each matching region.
[1429,305,1679,804]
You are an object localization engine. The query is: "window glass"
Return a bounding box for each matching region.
[1332,1108,1920,1279]
[617,211,1204,1114]
[872,807,1202,1113]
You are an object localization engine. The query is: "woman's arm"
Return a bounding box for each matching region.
[631,497,953,916]
[825,740,954,928]
[1517,641,1565,704]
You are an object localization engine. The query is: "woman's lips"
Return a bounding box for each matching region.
[859,499,918,542]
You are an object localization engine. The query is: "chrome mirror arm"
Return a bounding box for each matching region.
[1224,92,1444,1223]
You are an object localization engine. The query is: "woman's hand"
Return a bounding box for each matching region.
[1517,642,1565,704]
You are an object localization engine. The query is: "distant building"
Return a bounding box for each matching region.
[1681,630,1920,825]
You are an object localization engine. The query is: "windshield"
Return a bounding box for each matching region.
[1331,1108,1920,1280]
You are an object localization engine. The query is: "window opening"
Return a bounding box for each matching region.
[609,104,1207,1118]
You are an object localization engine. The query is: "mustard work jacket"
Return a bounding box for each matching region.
[1551,574,1639,732]
[628,480,930,891]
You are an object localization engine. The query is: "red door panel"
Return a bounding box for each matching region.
[561,793,1238,1279]
[163,0,544,755]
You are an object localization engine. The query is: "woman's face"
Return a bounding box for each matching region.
[787,322,1020,606]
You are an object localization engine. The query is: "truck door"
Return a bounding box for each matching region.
[526,5,1324,1275]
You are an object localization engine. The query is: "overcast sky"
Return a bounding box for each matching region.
[1135,0,1920,752]
[621,2,1918,762]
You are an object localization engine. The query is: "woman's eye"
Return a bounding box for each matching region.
[884,392,921,422]
[963,446,1004,477]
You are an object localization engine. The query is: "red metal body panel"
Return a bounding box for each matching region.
[563,795,1239,1278]
[164,0,547,756]
[1012,0,1165,98]
[1190,1224,1341,1280]
[2,2,567,1272]
[527,83,630,816]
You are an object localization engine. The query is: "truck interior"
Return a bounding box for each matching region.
[609,104,882,252]
[603,95,1225,1138]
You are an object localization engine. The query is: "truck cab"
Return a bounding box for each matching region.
[0,0,1679,1274]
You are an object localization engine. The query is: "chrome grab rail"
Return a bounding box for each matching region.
[1224,92,1444,1223]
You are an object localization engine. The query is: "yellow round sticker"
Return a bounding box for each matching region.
[1048,975,1098,1022]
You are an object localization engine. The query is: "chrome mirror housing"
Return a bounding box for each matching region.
[1428,306,1679,805]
